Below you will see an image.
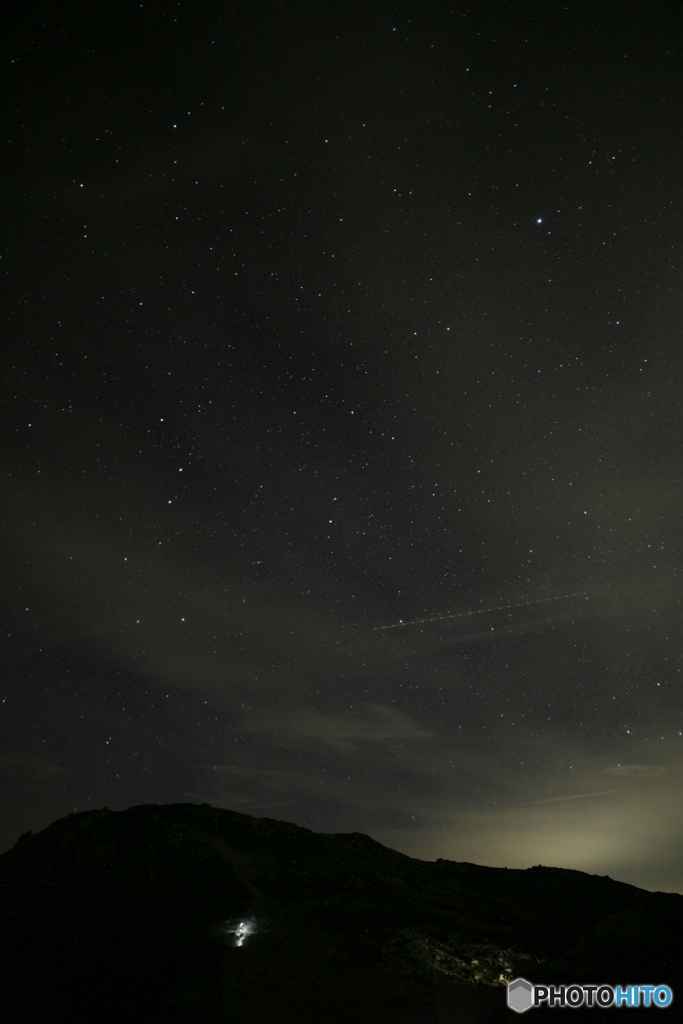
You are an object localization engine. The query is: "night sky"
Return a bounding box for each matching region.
[3,1,681,893]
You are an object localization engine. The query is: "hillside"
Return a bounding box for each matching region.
[1,803,680,1022]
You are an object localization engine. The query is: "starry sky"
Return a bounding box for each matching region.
[2,1,681,892]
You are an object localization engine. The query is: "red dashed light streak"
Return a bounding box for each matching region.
[374,591,589,631]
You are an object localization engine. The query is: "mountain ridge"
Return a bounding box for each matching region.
[1,802,681,1022]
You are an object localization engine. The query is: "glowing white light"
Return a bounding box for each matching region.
[223,917,256,947]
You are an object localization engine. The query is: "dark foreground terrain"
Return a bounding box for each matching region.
[0,803,680,1022]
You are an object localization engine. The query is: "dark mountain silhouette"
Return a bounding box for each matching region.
[0,803,680,1022]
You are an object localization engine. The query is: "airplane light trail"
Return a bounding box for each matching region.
[374,591,589,631]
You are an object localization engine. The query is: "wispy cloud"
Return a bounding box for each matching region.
[248,702,433,751]
[522,789,623,806]
[604,763,668,779]
[0,754,67,779]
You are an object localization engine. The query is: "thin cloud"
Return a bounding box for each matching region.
[522,789,623,806]
[604,764,668,779]
[250,703,433,751]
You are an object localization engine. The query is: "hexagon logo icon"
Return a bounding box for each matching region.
[507,977,534,1013]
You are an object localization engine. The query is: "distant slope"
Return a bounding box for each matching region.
[1,803,681,1022]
